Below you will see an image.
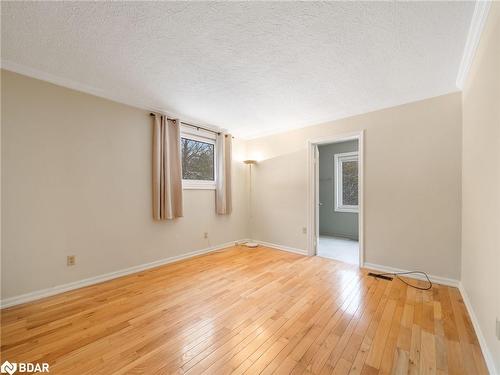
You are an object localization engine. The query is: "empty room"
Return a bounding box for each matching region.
[1,1,499,374]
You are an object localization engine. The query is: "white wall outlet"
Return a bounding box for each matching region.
[67,255,76,266]
[302,227,307,234]
[496,318,500,340]
[204,232,209,239]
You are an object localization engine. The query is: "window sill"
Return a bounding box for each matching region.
[182,180,216,190]
[183,186,216,191]
[335,206,359,213]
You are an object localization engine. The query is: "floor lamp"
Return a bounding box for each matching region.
[243,160,259,248]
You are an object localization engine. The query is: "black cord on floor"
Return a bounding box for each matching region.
[372,271,433,290]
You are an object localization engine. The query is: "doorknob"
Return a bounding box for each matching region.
[319,202,324,206]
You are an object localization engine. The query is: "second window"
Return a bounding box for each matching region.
[334,151,359,212]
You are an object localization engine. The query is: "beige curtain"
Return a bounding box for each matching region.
[215,133,232,215]
[152,115,183,220]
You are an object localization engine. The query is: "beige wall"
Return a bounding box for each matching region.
[1,70,249,299]
[247,92,463,280]
[461,3,500,373]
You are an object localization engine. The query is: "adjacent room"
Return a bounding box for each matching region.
[1,2,499,374]
[317,139,360,265]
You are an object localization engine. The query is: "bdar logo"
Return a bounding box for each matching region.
[0,361,17,375]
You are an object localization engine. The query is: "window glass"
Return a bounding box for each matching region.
[334,151,359,212]
[181,137,215,181]
[342,160,358,206]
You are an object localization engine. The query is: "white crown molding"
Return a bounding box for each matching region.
[363,262,460,287]
[0,60,224,134]
[459,282,498,375]
[456,1,492,89]
[2,59,461,141]
[242,90,460,141]
[1,59,161,112]
[0,240,245,309]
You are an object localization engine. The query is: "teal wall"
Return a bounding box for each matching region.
[318,140,359,239]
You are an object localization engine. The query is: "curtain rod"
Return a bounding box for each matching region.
[149,113,220,135]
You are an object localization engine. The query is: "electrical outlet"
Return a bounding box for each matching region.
[204,232,209,239]
[67,255,76,266]
[302,227,307,234]
[496,318,500,340]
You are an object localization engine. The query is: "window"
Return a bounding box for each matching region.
[181,128,216,189]
[334,151,359,212]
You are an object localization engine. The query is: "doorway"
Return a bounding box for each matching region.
[307,131,364,266]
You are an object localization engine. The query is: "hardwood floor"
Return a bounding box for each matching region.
[1,246,488,374]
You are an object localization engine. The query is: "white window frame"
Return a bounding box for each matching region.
[181,126,217,190]
[334,151,359,213]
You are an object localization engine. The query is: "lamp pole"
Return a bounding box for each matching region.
[243,160,258,248]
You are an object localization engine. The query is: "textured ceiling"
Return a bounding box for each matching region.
[1,2,474,138]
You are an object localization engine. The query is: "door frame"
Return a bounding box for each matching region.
[306,130,365,266]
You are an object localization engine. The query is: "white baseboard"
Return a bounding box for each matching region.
[363,262,460,287]
[459,283,498,375]
[251,240,308,256]
[0,240,244,309]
